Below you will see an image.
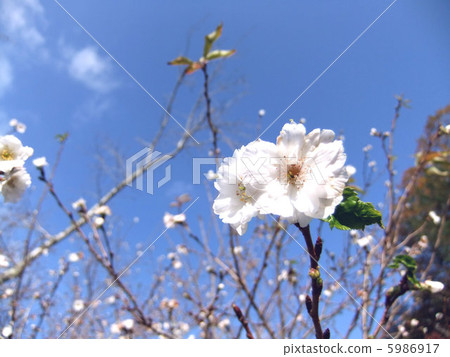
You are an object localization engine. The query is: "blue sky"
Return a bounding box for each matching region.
[1,0,449,337]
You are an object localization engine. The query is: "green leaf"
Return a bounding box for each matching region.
[205,49,236,61]
[388,255,417,272]
[389,255,421,288]
[203,23,223,57]
[168,56,193,66]
[323,215,351,230]
[55,133,68,143]
[324,187,384,230]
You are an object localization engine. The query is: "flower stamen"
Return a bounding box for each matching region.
[1,149,14,161]
[236,182,252,202]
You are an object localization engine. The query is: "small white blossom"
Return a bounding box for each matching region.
[233,246,243,255]
[163,213,186,228]
[428,211,441,225]
[422,280,444,293]
[356,235,373,248]
[160,298,179,310]
[217,283,225,290]
[72,299,85,312]
[4,288,14,297]
[1,167,31,203]
[278,269,289,282]
[218,318,230,330]
[93,216,105,227]
[299,118,306,124]
[68,252,80,263]
[72,198,87,212]
[93,205,112,216]
[32,157,48,168]
[370,128,379,136]
[299,294,306,303]
[258,109,266,117]
[205,169,218,180]
[349,229,359,239]
[363,144,373,152]
[122,319,134,330]
[323,289,332,297]
[105,296,116,304]
[398,324,406,333]
[2,325,13,338]
[0,254,10,268]
[110,323,121,334]
[176,244,188,255]
[9,119,26,134]
[179,322,190,333]
[383,131,390,137]
[435,312,444,320]
[172,260,182,269]
[346,165,356,177]
[368,160,376,168]
[410,318,419,327]
[418,235,428,249]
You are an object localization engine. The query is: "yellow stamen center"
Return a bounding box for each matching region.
[236,182,251,203]
[287,163,303,184]
[1,149,14,161]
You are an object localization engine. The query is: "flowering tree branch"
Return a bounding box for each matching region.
[296,224,326,339]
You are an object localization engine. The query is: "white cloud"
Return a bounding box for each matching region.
[66,46,117,93]
[0,0,45,51]
[0,0,46,98]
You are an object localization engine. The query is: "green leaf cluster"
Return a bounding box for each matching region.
[168,23,236,74]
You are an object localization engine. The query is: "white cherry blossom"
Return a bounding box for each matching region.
[1,167,31,203]
[213,139,278,235]
[32,156,48,168]
[267,122,348,227]
[422,280,444,293]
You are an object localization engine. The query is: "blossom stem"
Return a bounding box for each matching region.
[202,64,219,162]
[295,224,324,339]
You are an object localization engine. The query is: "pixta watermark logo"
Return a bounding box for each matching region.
[126,148,172,194]
[127,149,327,195]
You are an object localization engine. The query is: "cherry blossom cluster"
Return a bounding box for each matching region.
[213,121,350,235]
[0,135,34,203]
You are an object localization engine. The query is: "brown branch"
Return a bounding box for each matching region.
[232,304,254,339]
[202,64,219,162]
[372,274,410,338]
[295,224,324,339]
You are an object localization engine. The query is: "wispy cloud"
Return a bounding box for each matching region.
[0,0,47,98]
[0,0,46,52]
[0,56,13,96]
[73,95,112,125]
[65,46,118,93]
